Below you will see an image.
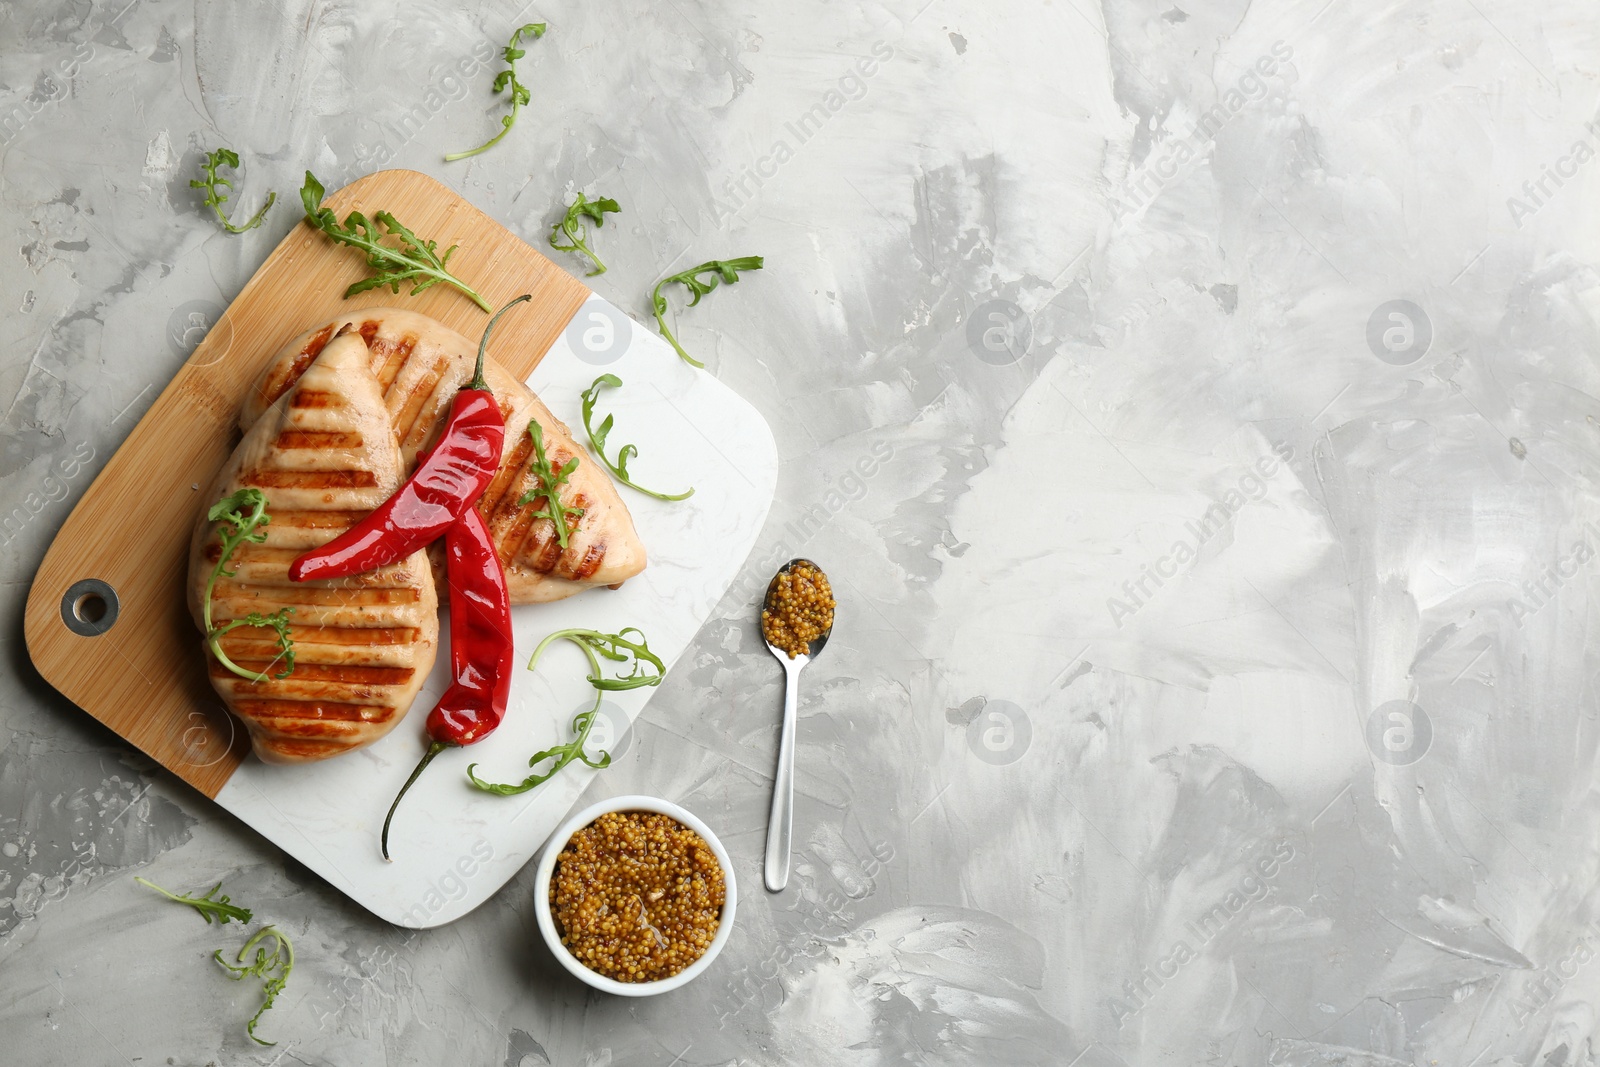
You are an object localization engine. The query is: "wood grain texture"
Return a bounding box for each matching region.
[23,170,591,798]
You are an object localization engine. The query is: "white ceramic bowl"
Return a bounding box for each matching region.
[533,794,737,996]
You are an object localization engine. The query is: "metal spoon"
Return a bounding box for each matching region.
[761,558,833,892]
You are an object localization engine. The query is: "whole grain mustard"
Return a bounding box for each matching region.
[761,561,834,658]
[551,811,725,983]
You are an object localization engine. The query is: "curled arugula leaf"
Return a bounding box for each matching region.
[650,257,764,367]
[549,193,620,275]
[214,926,294,1046]
[517,419,585,550]
[203,488,295,682]
[191,148,276,234]
[467,628,665,796]
[580,374,693,501]
[445,23,547,162]
[135,877,254,925]
[299,171,492,313]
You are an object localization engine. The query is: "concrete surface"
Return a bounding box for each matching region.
[4,0,1600,1064]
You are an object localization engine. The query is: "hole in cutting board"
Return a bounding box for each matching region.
[60,579,119,637]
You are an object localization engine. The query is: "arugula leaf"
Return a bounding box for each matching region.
[191,148,276,234]
[650,257,764,367]
[214,926,294,1046]
[203,488,295,682]
[548,193,620,275]
[299,171,492,313]
[445,23,547,161]
[135,877,254,925]
[467,628,664,795]
[516,419,585,550]
[580,374,694,500]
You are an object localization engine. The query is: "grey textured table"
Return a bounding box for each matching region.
[1,1,1592,1064]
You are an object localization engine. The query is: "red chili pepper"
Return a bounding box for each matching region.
[288,294,532,584]
[380,506,514,860]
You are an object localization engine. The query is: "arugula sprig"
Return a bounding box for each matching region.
[467,628,665,796]
[517,419,585,550]
[203,489,295,682]
[549,193,620,275]
[445,23,547,162]
[135,877,254,925]
[580,374,694,501]
[299,171,492,313]
[214,926,294,1046]
[651,257,764,367]
[191,148,276,234]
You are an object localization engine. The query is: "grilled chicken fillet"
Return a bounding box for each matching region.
[241,308,647,604]
[189,330,440,763]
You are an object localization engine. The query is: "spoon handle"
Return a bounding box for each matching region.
[764,657,803,892]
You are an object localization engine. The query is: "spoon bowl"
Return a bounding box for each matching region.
[760,558,834,892]
[762,557,834,662]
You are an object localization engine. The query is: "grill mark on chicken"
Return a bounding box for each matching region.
[213,660,415,686]
[211,581,423,607]
[393,356,452,450]
[257,324,335,413]
[223,625,420,649]
[241,469,378,489]
[290,389,343,409]
[371,332,417,393]
[232,699,399,724]
[275,430,364,450]
[480,432,534,516]
[266,509,373,529]
[573,541,607,580]
[495,462,544,567]
[532,527,566,573]
[204,542,416,581]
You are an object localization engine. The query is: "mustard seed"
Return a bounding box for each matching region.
[761,561,834,659]
[550,811,726,983]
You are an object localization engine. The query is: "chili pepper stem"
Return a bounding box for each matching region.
[381,740,454,861]
[472,294,532,391]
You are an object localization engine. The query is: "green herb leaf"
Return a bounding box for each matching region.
[650,256,764,367]
[516,419,585,550]
[579,374,694,500]
[214,926,294,1046]
[548,193,621,275]
[135,877,254,925]
[191,148,276,234]
[299,171,492,313]
[202,488,296,682]
[445,23,547,162]
[467,627,664,795]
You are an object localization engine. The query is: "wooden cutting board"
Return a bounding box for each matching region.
[23,169,590,799]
